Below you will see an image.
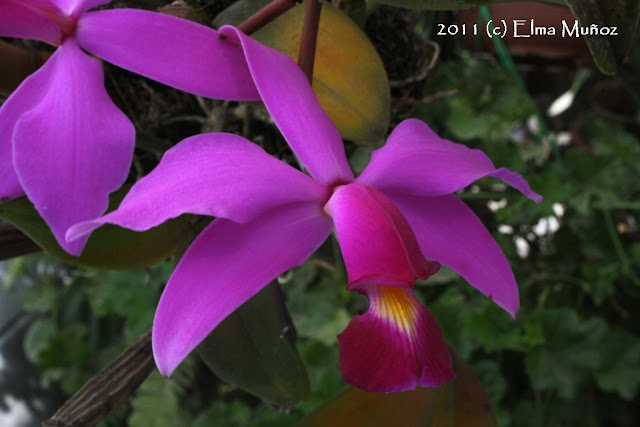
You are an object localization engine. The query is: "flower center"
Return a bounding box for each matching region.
[322,184,344,217]
[23,2,77,44]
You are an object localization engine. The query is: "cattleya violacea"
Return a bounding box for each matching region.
[67,26,541,392]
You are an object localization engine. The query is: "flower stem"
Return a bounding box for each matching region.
[0,41,50,96]
[602,209,640,287]
[237,0,300,35]
[0,225,41,260]
[43,332,154,427]
[298,0,322,83]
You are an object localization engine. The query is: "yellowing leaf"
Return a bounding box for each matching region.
[0,188,189,269]
[253,3,390,142]
[298,349,497,426]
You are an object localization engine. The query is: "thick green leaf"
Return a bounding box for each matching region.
[372,0,566,10]
[565,0,640,74]
[197,282,310,407]
[297,349,497,426]
[252,3,391,142]
[0,188,189,269]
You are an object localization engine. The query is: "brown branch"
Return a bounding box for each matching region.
[43,332,154,427]
[389,41,440,88]
[0,41,50,96]
[297,0,322,83]
[237,0,299,36]
[393,88,459,106]
[0,225,41,261]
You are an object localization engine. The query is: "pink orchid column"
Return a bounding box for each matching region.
[0,1,259,254]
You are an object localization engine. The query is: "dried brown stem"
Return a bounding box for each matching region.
[0,41,50,96]
[43,332,154,427]
[0,225,41,261]
[389,41,440,88]
[237,0,299,36]
[297,0,322,83]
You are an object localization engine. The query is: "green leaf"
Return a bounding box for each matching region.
[197,282,309,407]
[524,308,607,399]
[372,0,566,11]
[471,360,510,426]
[298,349,497,426]
[419,52,535,143]
[565,0,640,74]
[23,319,55,363]
[36,323,91,369]
[466,301,520,352]
[129,371,182,427]
[0,187,189,269]
[252,2,391,141]
[21,283,57,313]
[594,330,640,400]
[193,400,295,427]
[428,287,476,358]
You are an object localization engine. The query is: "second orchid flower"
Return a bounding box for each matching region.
[0,0,260,254]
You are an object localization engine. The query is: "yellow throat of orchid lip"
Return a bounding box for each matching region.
[372,286,421,339]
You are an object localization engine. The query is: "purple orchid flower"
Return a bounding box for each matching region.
[68,26,542,392]
[0,0,260,255]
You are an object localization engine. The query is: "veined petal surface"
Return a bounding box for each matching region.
[325,183,438,286]
[338,284,454,392]
[12,38,134,255]
[358,119,542,202]
[66,133,328,241]
[0,46,61,200]
[389,192,520,317]
[0,0,63,44]
[77,10,259,101]
[219,26,354,186]
[152,201,333,376]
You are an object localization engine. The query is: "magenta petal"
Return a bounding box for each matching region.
[152,201,332,376]
[338,284,454,392]
[0,49,62,200]
[12,39,134,255]
[76,10,259,101]
[219,26,354,186]
[389,192,520,317]
[357,119,542,202]
[55,0,110,15]
[66,132,328,241]
[325,183,437,287]
[0,1,62,44]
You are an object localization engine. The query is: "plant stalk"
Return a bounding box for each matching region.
[237,0,300,35]
[43,332,154,427]
[298,0,323,82]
